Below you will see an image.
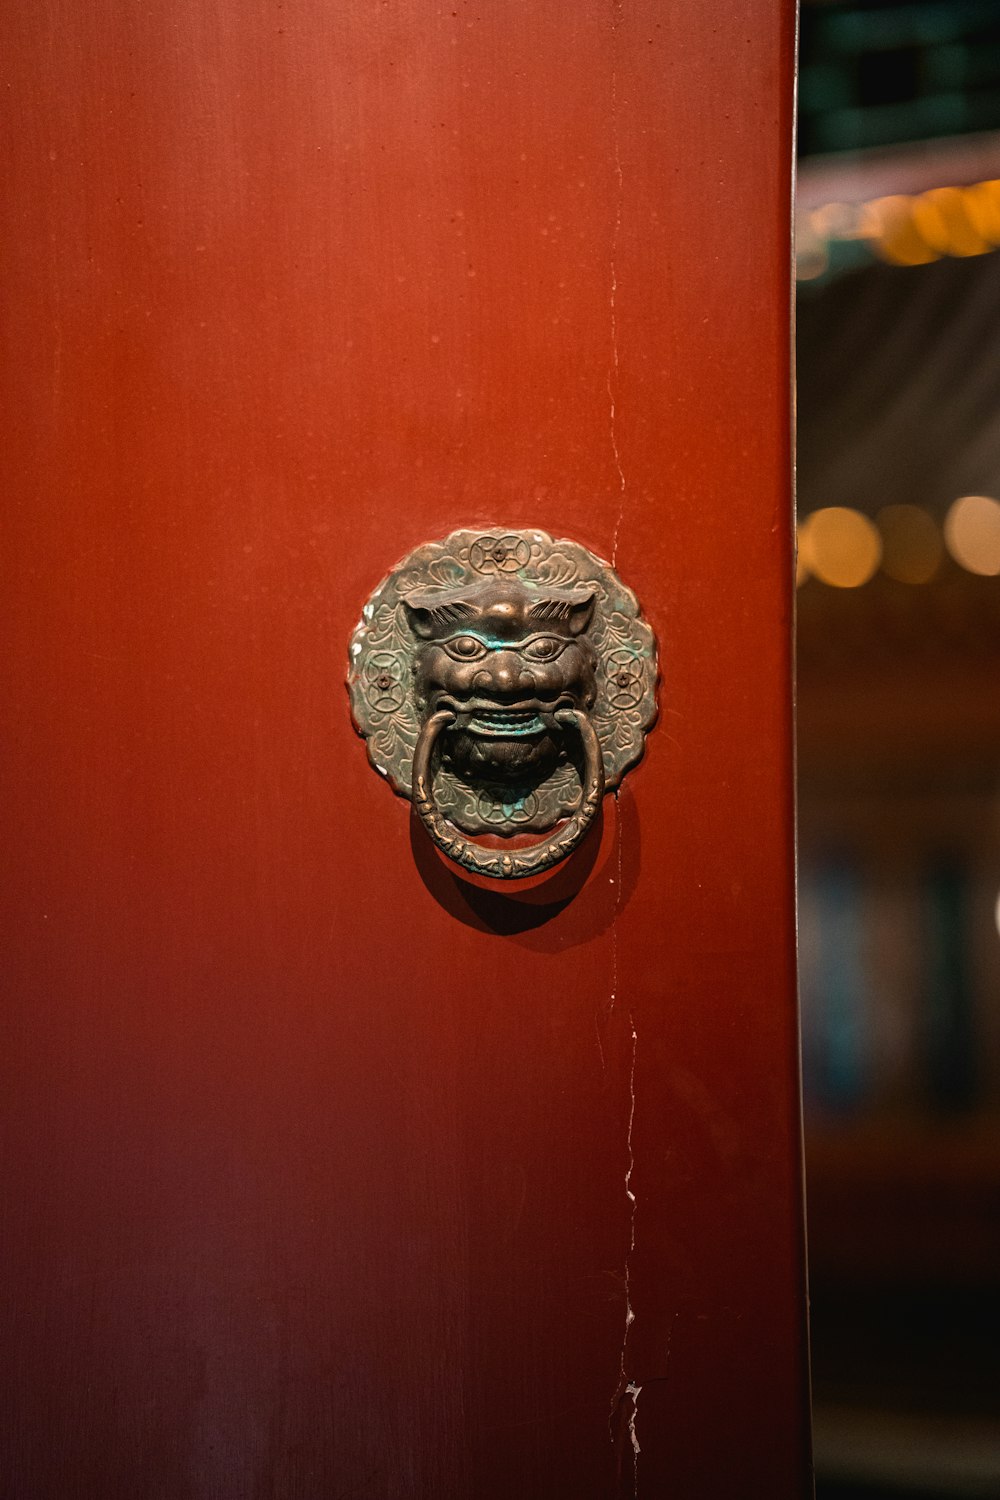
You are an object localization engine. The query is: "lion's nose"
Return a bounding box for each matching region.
[473,654,534,697]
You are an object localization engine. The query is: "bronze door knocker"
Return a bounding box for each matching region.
[349,528,657,880]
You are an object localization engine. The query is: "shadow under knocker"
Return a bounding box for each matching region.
[409,780,643,944]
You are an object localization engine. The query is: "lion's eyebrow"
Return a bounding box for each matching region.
[421,600,477,629]
[527,598,576,622]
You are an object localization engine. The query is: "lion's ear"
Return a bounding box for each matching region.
[403,593,477,640]
[403,601,435,640]
[527,588,596,636]
[565,589,596,636]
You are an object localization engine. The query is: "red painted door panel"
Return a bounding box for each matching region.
[1,2,807,1496]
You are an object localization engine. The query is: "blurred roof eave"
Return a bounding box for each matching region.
[798,128,1000,209]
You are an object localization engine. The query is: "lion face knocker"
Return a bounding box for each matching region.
[406,578,598,784]
[349,529,657,880]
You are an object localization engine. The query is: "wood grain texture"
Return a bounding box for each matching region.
[0,1,807,1495]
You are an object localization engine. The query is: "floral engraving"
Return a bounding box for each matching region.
[476,787,540,825]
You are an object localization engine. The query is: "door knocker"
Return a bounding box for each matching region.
[348,529,657,880]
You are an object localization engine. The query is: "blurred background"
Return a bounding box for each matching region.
[796,2,1000,1496]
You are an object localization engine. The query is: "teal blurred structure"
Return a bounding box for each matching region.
[797,5,1000,1497]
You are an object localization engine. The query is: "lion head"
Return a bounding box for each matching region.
[403,578,597,783]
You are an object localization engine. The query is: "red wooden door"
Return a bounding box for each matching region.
[2,3,807,1496]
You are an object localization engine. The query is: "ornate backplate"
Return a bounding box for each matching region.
[348,529,657,850]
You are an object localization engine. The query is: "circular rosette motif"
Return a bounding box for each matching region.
[468,533,533,575]
[363,652,407,714]
[604,649,645,710]
[348,526,658,839]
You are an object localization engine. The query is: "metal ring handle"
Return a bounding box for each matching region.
[412,707,605,880]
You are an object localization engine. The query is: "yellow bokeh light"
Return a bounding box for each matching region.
[962,179,1000,246]
[861,195,939,267]
[805,507,882,589]
[795,525,812,586]
[944,495,1000,576]
[910,186,991,259]
[808,177,1000,272]
[876,505,943,584]
[797,513,816,584]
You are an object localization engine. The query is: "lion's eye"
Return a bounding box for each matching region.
[522,636,567,662]
[443,635,488,661]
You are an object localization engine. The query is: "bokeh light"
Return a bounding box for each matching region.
[862,195,938,268]
[803,507,882,589]
[944,495,1000,576]
[962,179,1000,246]
[876,504,943,584]
[910,186,990,259]
[799,177,1000,280]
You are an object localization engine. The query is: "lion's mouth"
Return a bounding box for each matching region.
[432,694,573,740]
[463,707,547,738]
